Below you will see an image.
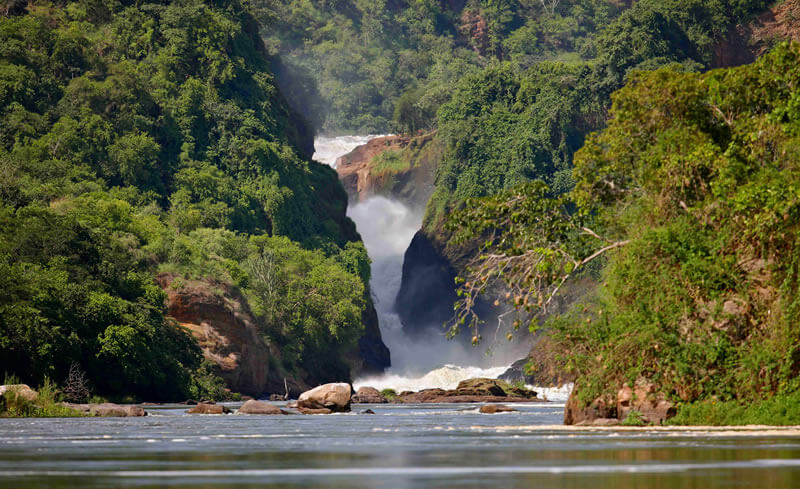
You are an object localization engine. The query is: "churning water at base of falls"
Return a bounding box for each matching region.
[313,136,521,385]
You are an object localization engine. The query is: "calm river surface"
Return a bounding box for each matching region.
[2,402,800,489]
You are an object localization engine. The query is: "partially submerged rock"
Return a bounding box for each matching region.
[237,400,285,415]
[352,386,387,404]
[479,404,517,414]
[187,402,231,415]
[298,407,333,415]
[64,403,146,417]
[298,383,352,413]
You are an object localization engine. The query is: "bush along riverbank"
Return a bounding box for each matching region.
[0,379,85,418]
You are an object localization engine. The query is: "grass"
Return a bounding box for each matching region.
[668,391,800,426]
[621,410,646,426]
[1,377,86,418]
[380,388,398,401]
[371,150,409,175]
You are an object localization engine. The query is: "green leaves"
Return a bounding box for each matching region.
[0,0,369,400]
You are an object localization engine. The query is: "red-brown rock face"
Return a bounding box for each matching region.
[156,274,292,397]
[713,0,800,68]
[335,132,438,209]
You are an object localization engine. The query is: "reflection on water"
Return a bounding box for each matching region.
[1,403,800,488]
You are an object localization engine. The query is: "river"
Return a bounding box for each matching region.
[2,402,800,488]
[1,137,799,488]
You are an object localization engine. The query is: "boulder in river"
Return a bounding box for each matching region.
[237,400,285,415]
[62,403,147,417]
[91,403,146,417]
[298,383,352,413]
[479,404,517,414]
[352,386,387,404]
[298,407,333,415]
[187,403,231,414]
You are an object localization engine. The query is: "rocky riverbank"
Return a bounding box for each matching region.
[2,378,547,418]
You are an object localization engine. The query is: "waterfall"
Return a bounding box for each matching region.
[313,136,522,391]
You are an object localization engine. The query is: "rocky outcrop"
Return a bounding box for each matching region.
[237,400,286,415]
[336,133,439,210]
[459,10,491,57]
[616,380,676,425]
[564,379,676,425]
[158,272,389,397]
[563,391,616,425]
[395,231,461,338]
[395,378,541,403]
[352,386,387,404]
[157,274,292,397]
[297,383,352,412]
[187,402,231,414]
[352,301,391,376]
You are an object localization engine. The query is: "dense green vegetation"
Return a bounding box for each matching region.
[0,0,370,401]
[425,0,770,233]
[453,42,800,424]
[254,0,627,134]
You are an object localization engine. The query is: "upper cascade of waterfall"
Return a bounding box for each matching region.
[313,135,391,168]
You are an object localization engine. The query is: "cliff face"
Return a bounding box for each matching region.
[394,231,460,339]
[336,133,439,210]
[157,273,389,395]
[157,274,301,396]
[353,302,391,374]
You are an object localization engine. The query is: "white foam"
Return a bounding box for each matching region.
[312,134,391,168]
[354,364,509,392]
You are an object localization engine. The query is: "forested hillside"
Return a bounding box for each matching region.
[454,42,800,424]
[0,0,379,401]
[253,0,625,133]
[376,0,774,337]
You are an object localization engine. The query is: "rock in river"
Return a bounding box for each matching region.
[298,383,352,413]
[352,386,387,404]
[479,404,517,414]
[63,403,147,417]
[187,402,231,414]
[237,400,286,415]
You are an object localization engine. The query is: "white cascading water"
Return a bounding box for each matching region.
[312,135,390,168]
[313,136,571,401]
